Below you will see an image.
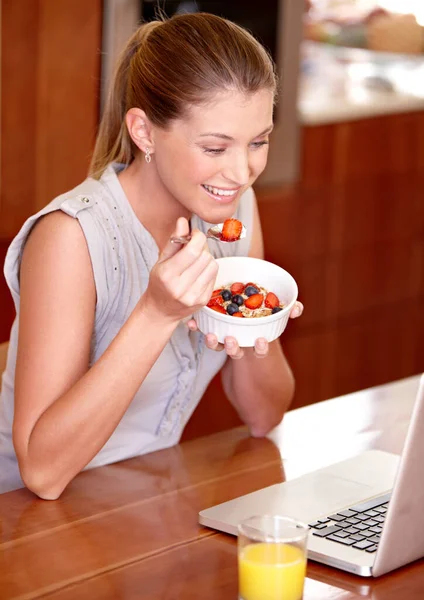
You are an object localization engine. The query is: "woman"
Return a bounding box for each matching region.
[0,13,302,498]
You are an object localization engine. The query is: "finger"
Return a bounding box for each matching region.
[224,337,244,360]
[290,301,303,319]
[205,333,225,352]
[187,319,198,331]
[159,217,190,262]
[169,230,209,275]
[179,256,218,305]
[179,248,215,289]
[254,338,269,358]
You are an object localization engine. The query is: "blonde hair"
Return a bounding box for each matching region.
[90,13,277,179]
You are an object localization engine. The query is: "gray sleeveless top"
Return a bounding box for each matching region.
[0,164,254,493]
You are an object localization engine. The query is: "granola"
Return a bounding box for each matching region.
[207,282,284,318]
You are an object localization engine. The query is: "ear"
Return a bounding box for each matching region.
[125,108,155,155]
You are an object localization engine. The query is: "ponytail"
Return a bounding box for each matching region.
[89,21,162,179]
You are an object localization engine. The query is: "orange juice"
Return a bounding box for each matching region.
[238,542,306,600]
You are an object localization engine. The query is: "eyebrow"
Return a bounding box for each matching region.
[199,125,274,141]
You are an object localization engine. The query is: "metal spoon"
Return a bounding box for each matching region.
[171,223,246,244]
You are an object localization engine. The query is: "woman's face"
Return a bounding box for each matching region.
[151,89,274,223]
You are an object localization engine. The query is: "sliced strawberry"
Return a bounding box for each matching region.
[221,218,243,242]
[210,304,227,314]
[211,288,223,298]
[244,293,263,310]
[245,282,259,290]
[265,292,279,309]
[231,312,244,318]
[230,282,245,295]
[207,295,224,308]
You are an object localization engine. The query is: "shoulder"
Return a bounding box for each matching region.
[8,175,107,263]
[24,210,87,255]
[17,208,97,340]
[22,173,120,271]
[21,177,103,268]
[21,210,94,292]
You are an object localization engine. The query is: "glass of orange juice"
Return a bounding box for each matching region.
[238,515,308,600]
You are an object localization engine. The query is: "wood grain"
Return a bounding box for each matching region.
[0,0,102,238]
[0,239,15,342]
[0,375,422,599]
[0,0,38,238]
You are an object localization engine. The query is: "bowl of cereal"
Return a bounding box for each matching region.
[194,256,298,347]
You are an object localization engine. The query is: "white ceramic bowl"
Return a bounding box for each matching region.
[194,256,298,347]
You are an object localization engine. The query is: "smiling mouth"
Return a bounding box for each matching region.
[201,184,239,198]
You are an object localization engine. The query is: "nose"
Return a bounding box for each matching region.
[222,150,250,186]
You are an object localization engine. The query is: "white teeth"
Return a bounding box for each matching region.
[203,184,237,197]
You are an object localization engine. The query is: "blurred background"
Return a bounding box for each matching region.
[1,0,423,438]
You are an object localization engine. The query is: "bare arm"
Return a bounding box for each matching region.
[220,196,295,436]
[13,213,217,499]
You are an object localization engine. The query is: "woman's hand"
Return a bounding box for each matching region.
[141,217,218,323]
[187,301,304,359]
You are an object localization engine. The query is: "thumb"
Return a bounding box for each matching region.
[159,217,190,262]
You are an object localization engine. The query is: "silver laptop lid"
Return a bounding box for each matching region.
[373,374,424,576]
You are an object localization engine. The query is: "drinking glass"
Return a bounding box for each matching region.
[238,515,308,600]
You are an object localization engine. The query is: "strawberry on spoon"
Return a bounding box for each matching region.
[171,218,246,244]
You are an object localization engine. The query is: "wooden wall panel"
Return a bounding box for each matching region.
[412,303,424,376]
[0,0,102,342]
[0,0,39,237]
[326,240,417,320]
[0,0,102,238]
[301,124,337,189]
[328,175,418,250]
[0,240,15,342]
[258,186,331,264]
[34,1,102,211]
[340,115,412,178]
[330,299,420,397]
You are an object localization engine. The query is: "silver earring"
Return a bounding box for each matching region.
[145,148,151,164]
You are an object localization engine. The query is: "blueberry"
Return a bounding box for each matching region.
[271,306,282,314]
[244,285,259,297]
[226,303,240,315]
[221,289,232,301]
[231,294,244,306]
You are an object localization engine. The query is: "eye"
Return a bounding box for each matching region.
[250,141,269,149]
[203,147,226,155]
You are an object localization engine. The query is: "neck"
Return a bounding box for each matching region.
[118,155,191,252]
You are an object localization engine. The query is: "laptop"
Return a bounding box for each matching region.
[199,374,424,577]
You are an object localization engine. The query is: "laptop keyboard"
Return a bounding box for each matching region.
[308,492,391,553]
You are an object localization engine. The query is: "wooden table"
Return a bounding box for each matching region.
[1,375,423,599]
